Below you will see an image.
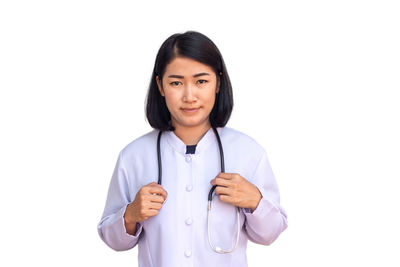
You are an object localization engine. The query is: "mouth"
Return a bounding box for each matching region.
[181,107,200,114]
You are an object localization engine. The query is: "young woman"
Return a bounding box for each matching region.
[97,30,288,267]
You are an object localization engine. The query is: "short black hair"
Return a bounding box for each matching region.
[145,30,234,131]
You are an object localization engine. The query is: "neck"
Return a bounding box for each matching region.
[173,121,212,146]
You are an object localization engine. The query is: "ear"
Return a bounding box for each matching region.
[156,75,165,97]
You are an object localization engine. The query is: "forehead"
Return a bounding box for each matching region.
[164,57,214,76]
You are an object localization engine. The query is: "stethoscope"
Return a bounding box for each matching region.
[156,126,240,254]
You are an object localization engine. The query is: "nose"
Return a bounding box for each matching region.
[182,84,197,102]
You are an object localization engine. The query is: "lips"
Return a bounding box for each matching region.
[181,107,200,114]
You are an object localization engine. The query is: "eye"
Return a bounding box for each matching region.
[170,81,181,86]
[197,79,208,84]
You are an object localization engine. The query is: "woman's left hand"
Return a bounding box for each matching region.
[210,172,262,213]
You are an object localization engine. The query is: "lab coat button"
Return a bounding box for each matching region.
[186,184,193,192]
[185,218,193,225]
[185,155,192,163]
[184,250,192,257]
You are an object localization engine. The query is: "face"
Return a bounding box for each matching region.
[156,56,220,130]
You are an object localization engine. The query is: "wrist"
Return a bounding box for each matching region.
[250,190,262,213]
[124,203,137,225]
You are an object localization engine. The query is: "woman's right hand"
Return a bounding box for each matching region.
[124,182,168,224]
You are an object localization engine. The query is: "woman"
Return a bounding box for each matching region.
[97,30,288,267]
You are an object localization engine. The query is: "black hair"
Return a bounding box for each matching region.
[145,30,234,131]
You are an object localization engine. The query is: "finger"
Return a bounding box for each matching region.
[219,194,234,204]
[215,185,232,196]
[216,172,234,180]
[149,194,165,204]
[148,202,163,210]
[147,181,162,187]
[211,177,232,187]
[147,209,159,217]
[148,186,167,200]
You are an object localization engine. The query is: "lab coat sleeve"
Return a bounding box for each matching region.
[97,151,144,251]
[242,150,288,245]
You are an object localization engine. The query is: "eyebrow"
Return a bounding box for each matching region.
[167,72,210,79]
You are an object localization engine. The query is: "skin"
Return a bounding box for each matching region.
[156,56,220,145]
[124,56,261,235]
[124,182,167,235]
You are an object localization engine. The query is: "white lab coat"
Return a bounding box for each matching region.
[97,126,288,267]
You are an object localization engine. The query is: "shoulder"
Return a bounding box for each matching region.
[119,128,159,159]
[220,126,266,157]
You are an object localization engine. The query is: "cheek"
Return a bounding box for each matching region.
[164,93,181,109]
[204,91,216,106]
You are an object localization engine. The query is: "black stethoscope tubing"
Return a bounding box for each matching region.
[157,126,224,201]
[156,126,240,254]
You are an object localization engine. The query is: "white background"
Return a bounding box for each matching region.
[1,0,399,266]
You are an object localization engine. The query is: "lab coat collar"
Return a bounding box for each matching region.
[165,126,222,156]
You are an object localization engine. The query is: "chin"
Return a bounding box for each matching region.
[176,119,204,127]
